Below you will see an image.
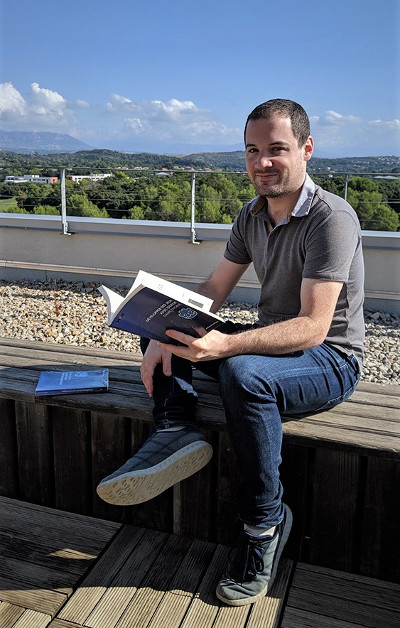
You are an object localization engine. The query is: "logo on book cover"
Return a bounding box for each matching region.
[178,307,198,320]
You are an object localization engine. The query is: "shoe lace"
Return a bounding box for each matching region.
[229,533,267,583]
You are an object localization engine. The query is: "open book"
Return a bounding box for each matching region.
[99,270,224,343]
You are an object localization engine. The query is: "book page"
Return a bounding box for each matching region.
[98,285,124,324]
[132,271,214,311]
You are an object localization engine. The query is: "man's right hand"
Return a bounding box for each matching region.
[140,339,172,397]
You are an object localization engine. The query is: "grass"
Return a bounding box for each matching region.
[0,197,18,210]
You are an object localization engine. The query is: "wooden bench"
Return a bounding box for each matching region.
[0,337,399,585]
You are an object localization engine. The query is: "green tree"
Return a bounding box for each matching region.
[34,205,60,215]
[347,178,399,231]
[0,204,29,213]
[126,205,145,220]
[67,193,109,217]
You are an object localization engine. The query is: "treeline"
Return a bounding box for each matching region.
[0,170,399,230]
[0,148,399,174]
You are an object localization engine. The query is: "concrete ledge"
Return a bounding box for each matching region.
[1,214,399,312]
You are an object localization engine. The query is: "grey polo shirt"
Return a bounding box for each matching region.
[224,174,365,368]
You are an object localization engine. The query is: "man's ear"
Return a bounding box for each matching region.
[304,136,314,162]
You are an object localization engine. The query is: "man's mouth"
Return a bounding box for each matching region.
[255,171,279,179]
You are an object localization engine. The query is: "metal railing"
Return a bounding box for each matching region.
[1,167,399,239]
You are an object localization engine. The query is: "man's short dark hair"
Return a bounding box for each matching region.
[244,99,310,147]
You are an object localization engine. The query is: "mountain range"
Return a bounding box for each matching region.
[0,131,92,154]
[0,131,399,175]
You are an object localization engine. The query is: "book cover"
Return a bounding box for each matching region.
[99,271,224,344]
[35,368,109,396]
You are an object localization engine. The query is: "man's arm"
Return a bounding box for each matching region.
[197,257,250,312]
[159,278,344,362]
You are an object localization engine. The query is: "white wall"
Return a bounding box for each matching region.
[1,214,399,312]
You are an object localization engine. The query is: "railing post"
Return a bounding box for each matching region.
[344,174,349,201]
[190,171,200,244]
[60,168,71,235]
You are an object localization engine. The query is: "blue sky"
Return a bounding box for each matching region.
[1,0,399,156]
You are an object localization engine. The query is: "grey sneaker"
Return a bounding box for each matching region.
[216,504,292,606]
[96,426,213,505]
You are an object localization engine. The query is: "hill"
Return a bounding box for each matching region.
[0,131,92,154]
[0,144,399,175]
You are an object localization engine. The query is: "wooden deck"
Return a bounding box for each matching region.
[1,497,399,628]
[1,337,400,586]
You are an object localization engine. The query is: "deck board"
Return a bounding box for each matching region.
[0,497,120,623]
[0,499,399,628]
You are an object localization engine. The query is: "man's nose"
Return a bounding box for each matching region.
[257,153,273,168]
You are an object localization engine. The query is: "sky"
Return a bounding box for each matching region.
[0,0,399,157]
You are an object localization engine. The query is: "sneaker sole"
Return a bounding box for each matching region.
[216,505,293,606]
[96,440,213,505]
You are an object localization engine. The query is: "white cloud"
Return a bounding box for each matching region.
[368,119,400,129]
[324,110,362,124]
[30,82,67,115]
[0,82,75,132]
[106,94,241,144]
[75,99,90,108]
[311,109,400,155]
[0,82,27,118]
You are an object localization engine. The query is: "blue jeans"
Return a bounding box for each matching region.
[140,322,360,528]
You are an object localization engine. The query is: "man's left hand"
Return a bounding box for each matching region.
[158,329,231,362]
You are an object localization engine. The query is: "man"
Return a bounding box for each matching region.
[97,99,364,606]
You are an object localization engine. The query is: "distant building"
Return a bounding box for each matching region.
[66,173,113,183]
[5,175,58,184]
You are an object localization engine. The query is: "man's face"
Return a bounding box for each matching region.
[245,116,313,199]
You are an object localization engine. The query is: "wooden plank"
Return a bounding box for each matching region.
[294,562,400,601]
[307,450,361,572]
[300,410,400,434]
[127,420,173,533]
[282,419,400,457]
[90,411,130,521]
[0,531,98,577]
[286,563,400,627]
[173,428,215,539]
[0,498,121,619]
[359,457,400,582]
[179,544,230,628]
[0,337,142,364]
[52,406,91,515]
[279,443,310,560]
[245,558,294,628]
[0,601,25,627]
[212,604,249,627]
[112,533,194,628]
[0,497,119,551]
[57,525,146,624]
[83,528,170,627]
[0,574,67,616]
[0,398,19,497]
[214,431,241,545]
[46,620,82,627]
[9,608,51,628]
[321,401,400,422]
[282,606,364,627]
[146,538,217,628]
[15,401,53,505]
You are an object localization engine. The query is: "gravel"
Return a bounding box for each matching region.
[1,279,399,385]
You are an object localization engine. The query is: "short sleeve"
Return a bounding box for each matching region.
[224,207,253,265]
[303,208,361,281]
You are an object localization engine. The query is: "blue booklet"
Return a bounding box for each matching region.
[99,270,224,344]
[35,368,109,396]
